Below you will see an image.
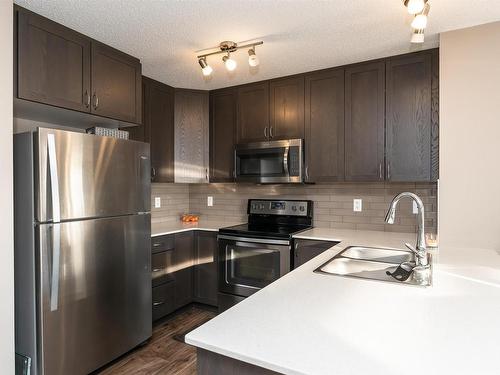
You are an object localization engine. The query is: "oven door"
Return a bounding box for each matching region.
[218,235,291,297]
[235,139,303,183]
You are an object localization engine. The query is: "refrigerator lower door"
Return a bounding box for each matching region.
[35,127,151,223]
[38,214,151,375]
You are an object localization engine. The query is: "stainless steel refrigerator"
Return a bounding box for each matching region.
[14,128,152,375]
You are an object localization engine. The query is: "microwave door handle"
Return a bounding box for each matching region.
[283,146,290,176]
[47,133,61,311]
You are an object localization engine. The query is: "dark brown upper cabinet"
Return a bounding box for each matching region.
[91,42,142,124]
[135,77,175,183]
[15,6,142,125]
[345,62,385,181]
[386,52,432,182]
[304,69,345,183]
[237,82,270,143]
[269,76,305,140]
[17,9,91,112]
[210,88,237,182]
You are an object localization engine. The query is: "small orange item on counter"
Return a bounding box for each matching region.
[181,214,200,223]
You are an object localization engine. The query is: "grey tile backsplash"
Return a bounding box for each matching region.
[152,182,437,233]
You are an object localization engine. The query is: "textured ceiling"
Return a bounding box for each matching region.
[14,0,500,90]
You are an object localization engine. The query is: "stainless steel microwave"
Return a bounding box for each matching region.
[234,139,304,183]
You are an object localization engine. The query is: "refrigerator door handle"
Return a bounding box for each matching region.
[47,133,61,311]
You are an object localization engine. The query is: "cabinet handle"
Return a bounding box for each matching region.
[387,163,391,180]
[264,127,268,139]
[269,126,274,139]
[305,165,309,181]
[205,167,209,182]
[152,242,163,247]
[379,163,382,180]
[84,90,90,108]
[153,301,164,306]
[151,167,156,181]
[152,268,162,272]
[92,92,99,110]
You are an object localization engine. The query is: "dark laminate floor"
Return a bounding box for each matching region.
[96,305,216,375]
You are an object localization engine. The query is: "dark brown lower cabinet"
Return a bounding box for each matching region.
[151,231,218,321]
[173,232,194,308]
[294,239,338,268]
[193,231,218,306]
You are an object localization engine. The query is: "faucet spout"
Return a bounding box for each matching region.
[385,192,428,267]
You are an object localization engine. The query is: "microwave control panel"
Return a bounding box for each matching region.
[289,146,300,177]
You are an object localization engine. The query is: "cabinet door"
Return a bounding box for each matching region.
[237,82,270,143]
[193,232,218,307]
[345,62,385,181]
[210,88,236,182]
[269,76,305,140]
[144,77,175,183]
[294,239,337,268]
[386,53,432,181]
[173,232,194,309]
[175,89,209,183]
[17,10,91,112]
[304,69,345,182]
[91,42,142,124]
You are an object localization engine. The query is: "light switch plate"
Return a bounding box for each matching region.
[207,196,214,207]
[154,197,161,208]
[413,201,418,214]
[353,199,362,212]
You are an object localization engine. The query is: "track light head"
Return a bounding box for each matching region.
[248,48,260,67]
[222,53,237,71]
[411,3,430,29]
[404,0,427,14]
[198,57,213,76]
[411,29,425,44]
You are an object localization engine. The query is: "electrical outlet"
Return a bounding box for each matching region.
[207,196,214,207]
[413,201,419,214]
[154,197,161,208]
[353,199,362,212]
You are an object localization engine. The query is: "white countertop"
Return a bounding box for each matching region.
[151,220,243,237]
[186,228,500,375]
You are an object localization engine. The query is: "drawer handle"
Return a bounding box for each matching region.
[152,243,163,247]
[152,268,162,272]
[153,301,164,306]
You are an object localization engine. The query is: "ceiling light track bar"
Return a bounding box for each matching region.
[197,41,263,59]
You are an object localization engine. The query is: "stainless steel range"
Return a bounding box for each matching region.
[218,199,313,311]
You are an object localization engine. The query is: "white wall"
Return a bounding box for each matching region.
[0,0,14,373]
[439,21,500,250]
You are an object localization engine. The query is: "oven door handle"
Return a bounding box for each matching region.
[283,146,290,176]
[218,235,290,246]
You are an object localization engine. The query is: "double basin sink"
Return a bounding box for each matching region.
[314,246,432,286]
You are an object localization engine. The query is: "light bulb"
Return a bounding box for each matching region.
[223,55,237,71]
[411,14,428,29]
[406,0,425,14]
[198,58,213,77]
[411,29,425,44]
[248,48,260,67]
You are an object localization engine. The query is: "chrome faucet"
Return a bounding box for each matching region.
[385,192,429,268]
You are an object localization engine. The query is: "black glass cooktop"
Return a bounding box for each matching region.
[219,223,312,240]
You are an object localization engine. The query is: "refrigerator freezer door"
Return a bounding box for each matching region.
[35,127,150,223]
[38,214,151,375]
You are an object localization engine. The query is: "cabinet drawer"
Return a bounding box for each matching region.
[152,282,175,321]
[152,250,174,287]
[151,234,174,253]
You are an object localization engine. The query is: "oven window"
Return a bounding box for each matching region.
[237,148,285,176]
[226,245,280,289]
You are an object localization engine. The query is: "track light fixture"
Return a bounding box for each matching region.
[196,40,263,76]
[404,0,430,44]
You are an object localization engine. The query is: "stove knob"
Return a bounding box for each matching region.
[299,206,305,212]
[291,206,297,212]
[259,204,265,210]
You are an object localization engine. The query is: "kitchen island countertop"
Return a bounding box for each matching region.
[186,228,500,375]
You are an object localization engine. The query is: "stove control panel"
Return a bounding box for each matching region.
[248,199,311,217]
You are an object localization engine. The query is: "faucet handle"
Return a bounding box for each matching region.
[405,243,425,258]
